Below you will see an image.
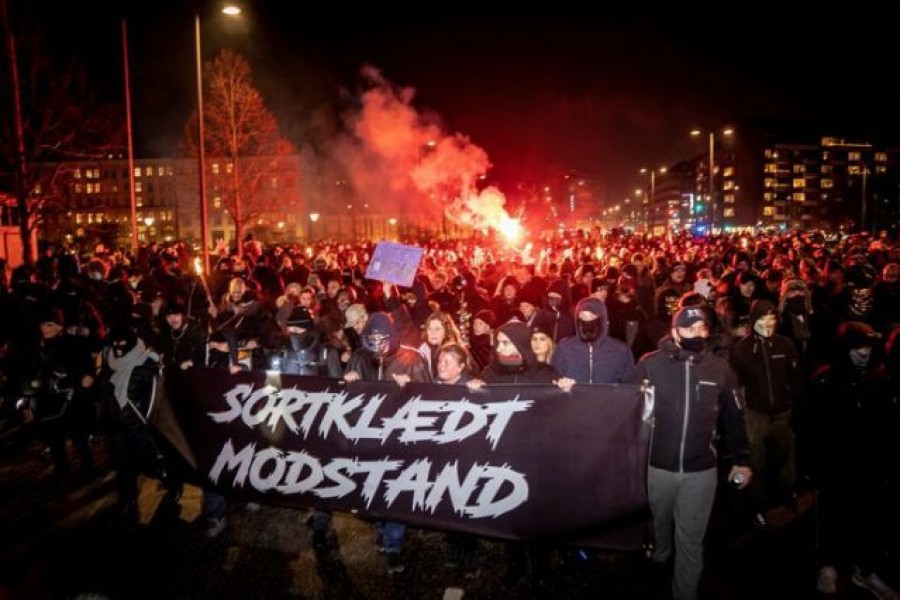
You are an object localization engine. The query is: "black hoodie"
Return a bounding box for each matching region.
[480,321,561,384]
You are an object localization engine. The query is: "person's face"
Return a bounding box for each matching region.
[351,315,367,335]
[740,281,755,297]
[40,321,63,339]
[426,319,446,345]
[671,269,686,283]
[326,281,341,298]
[503,284,517,300]
[166,313,184,330]
[472,319,490,336]
[229,281,246,304]
[337,293,351,311]
[298,291,314,307]
[766,280,780,293]
[496,332,516,355]
[433,275,447,290]
[519,302,537,319]
[437,352,465,383]
[531,332,552,358]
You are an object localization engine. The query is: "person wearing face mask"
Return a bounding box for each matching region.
[632,306,752,600]
[729,300,802,528]
[551,297,636,385]
[343,311,430,574]
[543,282,575,342]
[96,326,164,524]
[810,322,898,598]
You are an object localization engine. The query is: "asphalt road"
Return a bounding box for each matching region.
[0,429,888,600]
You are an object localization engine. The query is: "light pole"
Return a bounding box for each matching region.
[121,20,139,254]
[639,166,666,231]
[195,4,242,271]
[691,128,732,233]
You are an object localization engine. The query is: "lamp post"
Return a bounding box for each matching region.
[639,166,667,232]
[691,128,732,233]
[143,216,155,242]
[195,4,242,271]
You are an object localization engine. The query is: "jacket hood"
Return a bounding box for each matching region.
[496,321,537,367]
[574,297,608,341]
[361,311,399,354]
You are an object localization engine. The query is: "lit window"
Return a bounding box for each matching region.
[723,180,734,190]
[848,165,862,175]
[75,213,83,224]
[166,166,173,176]
[212,163,220,174]
[821,165,833,174]
[136,197,143,207]
[86,183,93,194]
[876,165,887,174]
[822,179,833,189]
[793,192,806,203]
[226,162,234,174]
[792,178,805,188]
[763,206,776,216]
[875,152,887,162]
[75,183,83,194]
[793,164,806,174]
[158,166,165,176]
[213,196,222,209]
[270,177,278,188]
[764,149,774,159]
[723,208,735,218]
[723,166,734,177]
[92,169,100,178]
[724,194,735,204]
[74,169,82,179]
[764,192,775,201]
[134,167,142,177]
[822,151,830,160]
[95,183,101,193]
[765,178,776,188]
[848,151,861,161]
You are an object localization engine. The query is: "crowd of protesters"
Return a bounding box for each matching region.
[0,226,899,598]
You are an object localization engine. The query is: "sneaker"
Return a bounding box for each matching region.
[752,511,769,530]
[816,565,837,594]
[386,553,405,574]
[204,517,226,540]
[851,568,899,600]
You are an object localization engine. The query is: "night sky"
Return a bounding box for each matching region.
[10,0,899,205]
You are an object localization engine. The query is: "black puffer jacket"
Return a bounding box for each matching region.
[633,335,750,472]
[729,332,800,415]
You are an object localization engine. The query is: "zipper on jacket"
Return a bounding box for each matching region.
[589,344,594,384]
[761,338,775,408]
[679,357,691,472]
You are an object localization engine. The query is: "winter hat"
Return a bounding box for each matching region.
[496,321,536,366]
[518,287,542,309]
[37,305,66,326]
[749,299,778,326]
[473,309,497,330]
[838,321,880,350]
[531,313,555,340]
[162,302,187,317]
[781,278,808,295]
[286,306,315,331]
[575,297,606,320]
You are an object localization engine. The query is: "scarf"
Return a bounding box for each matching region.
[107,339,151,409]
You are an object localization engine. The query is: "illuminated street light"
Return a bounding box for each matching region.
[196,3,242,270]
[308,212,320,241]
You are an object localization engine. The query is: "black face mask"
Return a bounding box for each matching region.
[577,318,601,342]
[678,336,707,353]
[784,297,806,314]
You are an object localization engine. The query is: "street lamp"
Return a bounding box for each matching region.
[195,4,242,271]
[143,216,155,242]
[639,166,667,231]
[690,128,733,232]
[308,212,320,241]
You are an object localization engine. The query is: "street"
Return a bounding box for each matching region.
[0,429,881,599]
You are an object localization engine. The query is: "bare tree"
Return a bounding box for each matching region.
[1,1,123,263]
[183,49,296,255]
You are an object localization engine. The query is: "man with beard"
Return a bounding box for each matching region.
[551,297,636,384]
[344,312,430,573]
[729,300,802,528]
[633,306,752,600]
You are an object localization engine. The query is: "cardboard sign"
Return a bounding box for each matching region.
[364,242,424,287]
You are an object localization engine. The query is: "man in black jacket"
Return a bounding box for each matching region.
[633,306,752,600]
[729,299,801,524]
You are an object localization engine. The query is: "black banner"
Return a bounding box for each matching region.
[157,368,653,549]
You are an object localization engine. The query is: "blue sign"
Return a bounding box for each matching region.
[364,242,424,287]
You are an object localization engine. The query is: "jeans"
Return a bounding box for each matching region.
[377,520,406,553]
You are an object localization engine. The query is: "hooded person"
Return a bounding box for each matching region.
[550,297,636,384]
[729,299,802,524]
[480,320,562,382]
[810,320,897,597]
[342,311,431,572]
[97,326,166,523]
[344,311,431,385]
[271,306,342,378]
